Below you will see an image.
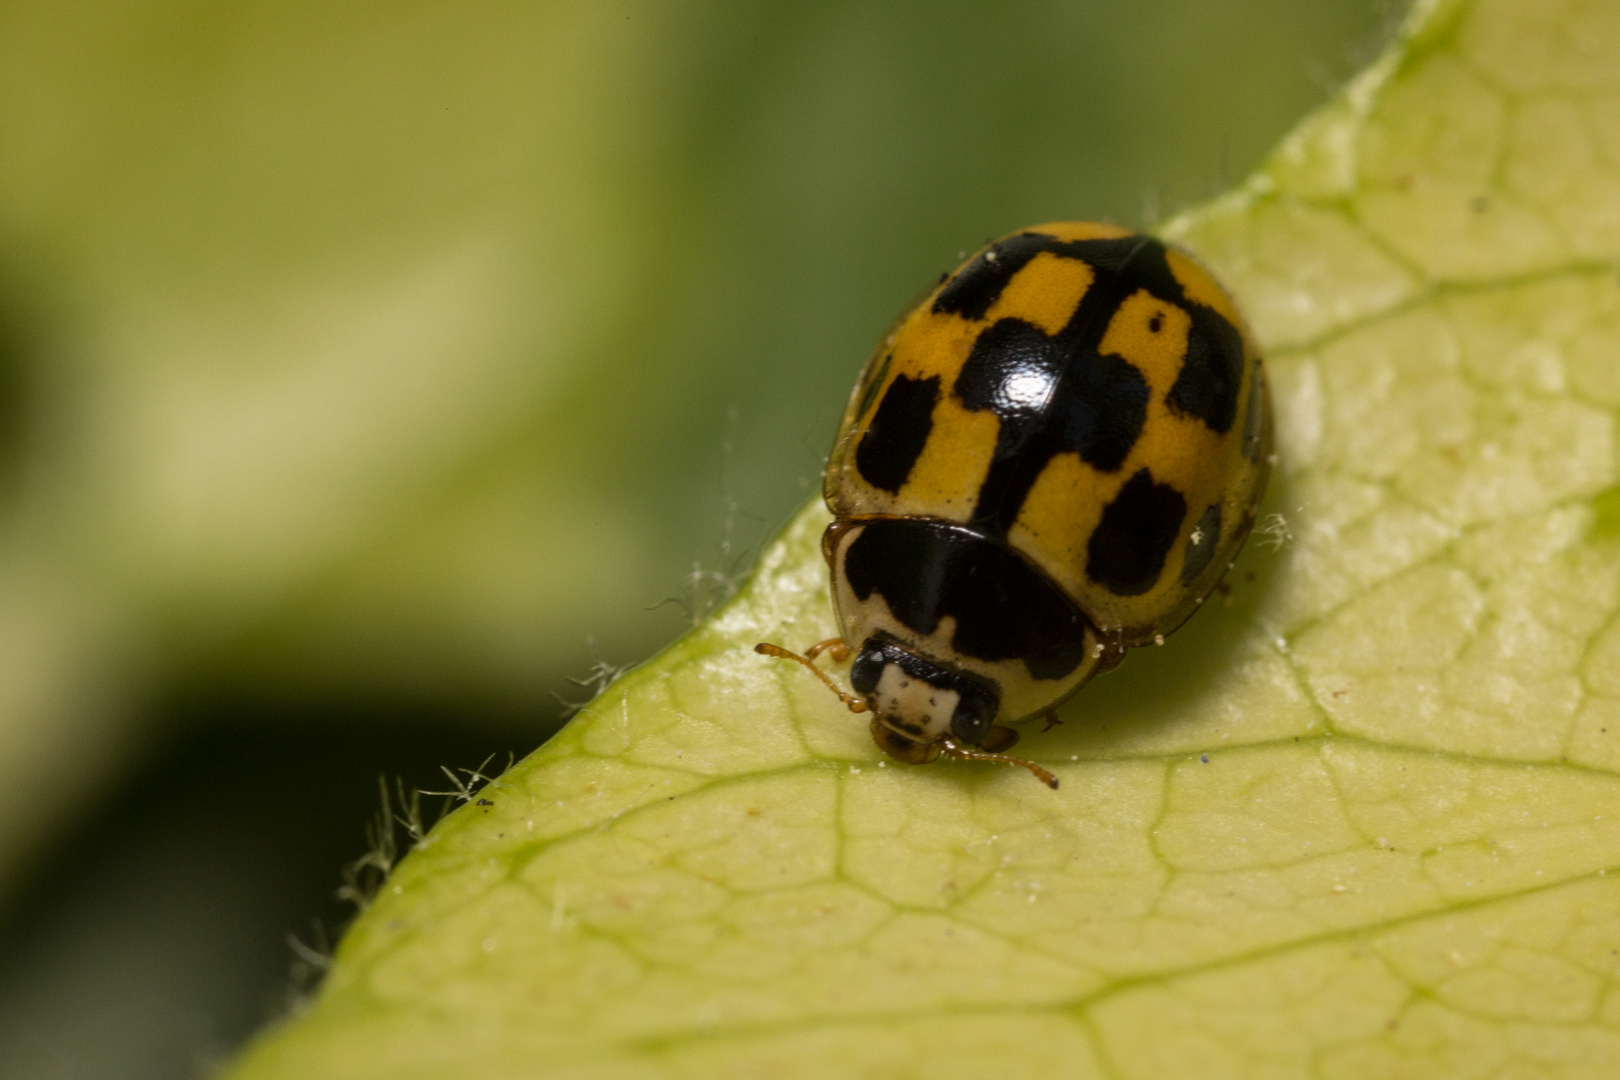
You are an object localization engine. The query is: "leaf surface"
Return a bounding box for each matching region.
[229,1,1620,1075]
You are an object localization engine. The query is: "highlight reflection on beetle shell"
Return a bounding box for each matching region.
[822,222,1271,726]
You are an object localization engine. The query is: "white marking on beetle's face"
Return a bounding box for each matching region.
[870,663,958,742]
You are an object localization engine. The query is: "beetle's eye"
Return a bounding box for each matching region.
[950,694,994,745]
[849,647,884,695]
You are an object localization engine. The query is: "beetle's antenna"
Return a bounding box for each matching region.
[941,737,1059,790]
[754,642,869,714]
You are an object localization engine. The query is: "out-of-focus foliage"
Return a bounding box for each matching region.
[229,0,1620,1075]
[0,0,1386,885]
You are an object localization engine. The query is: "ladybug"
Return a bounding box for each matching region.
[757,222,1271,788]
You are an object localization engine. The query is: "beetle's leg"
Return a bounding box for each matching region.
[980,725,1020,753]
[803,638,850,663]
[1039,710,1063,733]
[754,642,869,714]
[940,737,1059,790]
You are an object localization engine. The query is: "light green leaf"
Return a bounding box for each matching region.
[228,0,1620,1075]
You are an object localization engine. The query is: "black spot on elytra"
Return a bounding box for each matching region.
[947,234,1160,537]
[855,373,938,493]
[1167,303,1245,434]
[926,233,1247,531]
[844,518,1092,680]
[956,317,1149,535]
[1180,503,1222,586]
[1149,313,1163,333]
[933,231,1159,321]
[1087,468,1188,596]
[933,233,1064,320]
[922,231,1248,538]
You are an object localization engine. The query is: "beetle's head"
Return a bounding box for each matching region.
[848,634,999,758]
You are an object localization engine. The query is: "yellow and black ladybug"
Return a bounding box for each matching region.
[758,222,1271,787]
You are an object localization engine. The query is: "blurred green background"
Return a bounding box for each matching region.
[0,1,1393,1076]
